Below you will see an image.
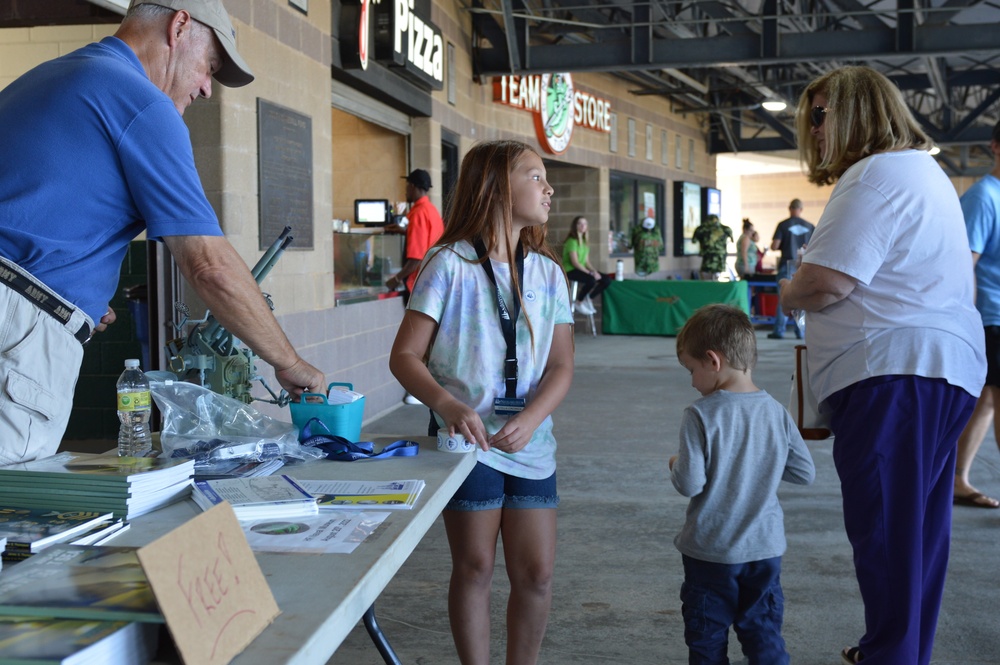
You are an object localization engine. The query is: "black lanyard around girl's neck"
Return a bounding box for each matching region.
[474,239,524,403]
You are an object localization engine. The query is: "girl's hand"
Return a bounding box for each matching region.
[489,411,542,454]
[438,400,490,451]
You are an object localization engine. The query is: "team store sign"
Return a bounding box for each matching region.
[493,74,612,154]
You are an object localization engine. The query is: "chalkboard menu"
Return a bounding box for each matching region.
[257,99,313,250]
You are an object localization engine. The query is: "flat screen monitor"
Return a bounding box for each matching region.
[354,199,390,226]
[702,187,722,217]
[673,181,702,257]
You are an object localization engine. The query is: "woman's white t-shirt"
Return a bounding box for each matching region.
[803,149,985,403]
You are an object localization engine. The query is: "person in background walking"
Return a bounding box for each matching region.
[953,118,1000,509]
[769,199,814,339]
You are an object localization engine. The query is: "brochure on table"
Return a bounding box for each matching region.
[299,479,425,510]
[240,510,390,554]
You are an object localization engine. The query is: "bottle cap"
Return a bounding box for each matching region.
[124,359,140,369]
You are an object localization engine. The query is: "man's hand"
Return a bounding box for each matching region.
[275,358,325,400]
[385,274,401,290]
[93,307,117,333]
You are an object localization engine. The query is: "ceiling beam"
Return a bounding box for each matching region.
[474,23,1000,74]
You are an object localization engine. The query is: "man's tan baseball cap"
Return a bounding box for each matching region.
[129,0,254,87]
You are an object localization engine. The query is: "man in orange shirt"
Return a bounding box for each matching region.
[386,169,444,406]
[386,169,444,303]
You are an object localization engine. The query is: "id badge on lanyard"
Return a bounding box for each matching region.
[474,240,527,416]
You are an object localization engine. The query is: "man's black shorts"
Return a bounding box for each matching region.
[985,326,1000,387]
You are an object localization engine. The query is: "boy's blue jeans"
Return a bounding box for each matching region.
[680,555,789,665]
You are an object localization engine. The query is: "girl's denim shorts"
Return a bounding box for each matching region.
[446,461,559,511]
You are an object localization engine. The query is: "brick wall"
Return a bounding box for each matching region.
[66,242,147,441]
[0,24,116,89]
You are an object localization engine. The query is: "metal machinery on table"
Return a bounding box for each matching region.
[165,226,294,406]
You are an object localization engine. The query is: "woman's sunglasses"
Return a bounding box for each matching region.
[810,106,828,128]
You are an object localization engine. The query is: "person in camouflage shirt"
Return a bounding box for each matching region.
[693,214,733,280]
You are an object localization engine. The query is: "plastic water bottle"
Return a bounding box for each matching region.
[615,260,625,281]
[117,359,152,457]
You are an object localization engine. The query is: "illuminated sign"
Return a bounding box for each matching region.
[339,0,443,90]
[338,0,371,70]
[493,74,612,154]
[374,0,443,90]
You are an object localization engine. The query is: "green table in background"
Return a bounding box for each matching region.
[601,280,750,336]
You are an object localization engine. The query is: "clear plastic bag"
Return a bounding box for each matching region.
[149,379,325,466]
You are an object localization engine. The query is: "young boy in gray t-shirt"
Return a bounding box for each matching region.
[669,304,815,664]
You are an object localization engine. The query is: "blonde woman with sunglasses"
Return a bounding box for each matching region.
[779,66,985,665]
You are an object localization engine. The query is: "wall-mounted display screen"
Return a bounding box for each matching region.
[673,181,702,257]
[703,187,721,218]
[354,199,390,226]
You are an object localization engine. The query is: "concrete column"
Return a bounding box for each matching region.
[410,117,443,212]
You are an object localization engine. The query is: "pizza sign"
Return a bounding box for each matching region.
[493,74,612,155]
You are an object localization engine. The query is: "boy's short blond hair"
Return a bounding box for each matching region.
[675,304,757,372]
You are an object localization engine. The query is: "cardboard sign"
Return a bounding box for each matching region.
[137,503,280,665]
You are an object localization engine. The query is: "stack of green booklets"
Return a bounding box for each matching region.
[0,453,194,520]
[0,545,163,624]
[0,508,129,564]
[0,616,158,665]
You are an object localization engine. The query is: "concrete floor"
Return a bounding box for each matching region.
[327,328,1000,665]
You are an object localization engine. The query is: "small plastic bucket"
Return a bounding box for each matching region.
[289,382,365,442]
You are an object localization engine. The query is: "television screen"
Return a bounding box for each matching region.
[703,187,721,217]
[673,181,702,257]
[354,199,390,226]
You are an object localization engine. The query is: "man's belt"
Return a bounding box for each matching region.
[0,259,92,344]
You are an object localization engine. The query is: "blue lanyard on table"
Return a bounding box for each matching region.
[473,239,524,399]
[299,418,419,461]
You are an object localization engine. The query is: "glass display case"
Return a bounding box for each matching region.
[333,229,405,305]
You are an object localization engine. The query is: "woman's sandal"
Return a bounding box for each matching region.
[841,646,863,663]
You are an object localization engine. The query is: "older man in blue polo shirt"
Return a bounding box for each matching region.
[0,0,324,464]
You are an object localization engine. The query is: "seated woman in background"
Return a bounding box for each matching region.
[562,216,611,314]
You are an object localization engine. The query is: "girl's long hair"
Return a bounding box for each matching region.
[564,216,588,244]
[435,139,562,349]
[439,140,557,263]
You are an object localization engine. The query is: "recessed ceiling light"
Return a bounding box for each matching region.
[761,100,787,112]
[928,145,941,155]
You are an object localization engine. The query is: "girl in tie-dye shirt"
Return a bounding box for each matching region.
[390,140,574,664]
